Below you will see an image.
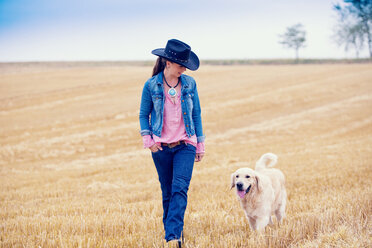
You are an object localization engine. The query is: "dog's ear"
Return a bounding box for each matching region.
[230,172,236,190]
[255,175,263,193]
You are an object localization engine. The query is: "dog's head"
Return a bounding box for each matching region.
[231,168,262,199]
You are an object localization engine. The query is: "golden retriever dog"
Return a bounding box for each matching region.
[231,153,286,230]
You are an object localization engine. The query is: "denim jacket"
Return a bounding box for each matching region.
[139,71,205,143]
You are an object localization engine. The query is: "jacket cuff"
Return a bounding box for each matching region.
[140,129,151,136]
[197,135,205,143]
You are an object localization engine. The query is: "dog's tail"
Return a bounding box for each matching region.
[255,153,278,170]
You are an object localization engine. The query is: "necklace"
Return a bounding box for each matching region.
[163,76,180,97]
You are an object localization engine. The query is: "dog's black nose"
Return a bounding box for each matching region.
[237,182,243,190]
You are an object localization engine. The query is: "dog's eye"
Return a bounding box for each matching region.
[245,175,250,178]
[236,175,239,178]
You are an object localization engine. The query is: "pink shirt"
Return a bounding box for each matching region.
[143,90,205,153]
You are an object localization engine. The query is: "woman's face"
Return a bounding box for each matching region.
[167,61,186,77]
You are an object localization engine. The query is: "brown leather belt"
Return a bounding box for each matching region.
[161,141,186,148]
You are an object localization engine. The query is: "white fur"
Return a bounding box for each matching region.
[231,153,286,230]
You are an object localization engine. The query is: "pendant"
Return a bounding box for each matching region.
[168,87,177,97]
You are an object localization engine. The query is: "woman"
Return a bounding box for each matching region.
[139,39,205,247]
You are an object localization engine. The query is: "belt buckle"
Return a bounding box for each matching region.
[168,141,180,148]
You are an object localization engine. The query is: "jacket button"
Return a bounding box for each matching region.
[182,100,184,102]
[186,125,189,127]
[184,112,186,115]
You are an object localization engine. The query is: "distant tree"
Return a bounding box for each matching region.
[333,22,365,58]
[279,23,306,61]
[334,0,372,58]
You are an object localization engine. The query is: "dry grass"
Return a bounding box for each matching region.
[0,63,371,247]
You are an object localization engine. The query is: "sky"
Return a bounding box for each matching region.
[0,0,370,62]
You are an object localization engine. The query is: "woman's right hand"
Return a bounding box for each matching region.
[149,143,163,153]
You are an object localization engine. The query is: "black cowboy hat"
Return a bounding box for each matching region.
[152,39,200,71]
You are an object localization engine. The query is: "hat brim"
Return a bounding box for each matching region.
[152,48,200,71]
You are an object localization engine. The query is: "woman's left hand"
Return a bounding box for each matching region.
[195,153,204,162]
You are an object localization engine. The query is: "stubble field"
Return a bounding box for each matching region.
[0,63,371,247]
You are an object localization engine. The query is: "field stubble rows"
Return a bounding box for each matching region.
[0,64,371,247]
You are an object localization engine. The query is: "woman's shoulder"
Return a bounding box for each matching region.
[146,73,160,82]
[144,73,162,87]
[181,74,194,80]
[181,74,196,86]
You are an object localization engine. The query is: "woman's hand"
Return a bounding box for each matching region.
[195,153,204,162]
[149,143,163,153]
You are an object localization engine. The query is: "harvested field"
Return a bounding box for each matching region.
[0,63,371,247]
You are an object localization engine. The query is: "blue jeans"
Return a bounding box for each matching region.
[151,143,196,241]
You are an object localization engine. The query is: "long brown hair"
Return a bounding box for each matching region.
[152,57,166,76]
